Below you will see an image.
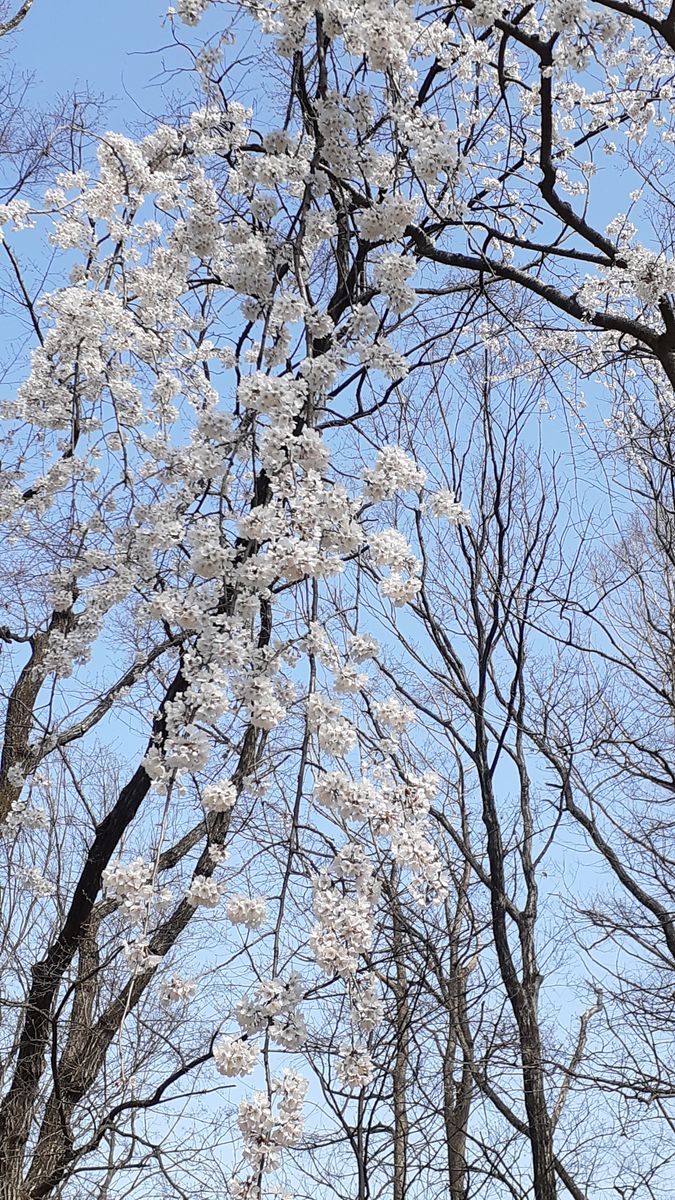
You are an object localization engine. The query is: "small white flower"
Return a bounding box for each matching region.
[186,875,223,908]
[159,976,197,1005]
[427,489,471,524]
[336,1044,374,1090]
[378,572,422,607]
[202,780,237,813]
[18,866,56,897]
[373,698,416,732]
[213,1034,261,1077]
[123,937,163,971]
[227,895,268,929]
[348,633,380,662]
[363,446,426,501]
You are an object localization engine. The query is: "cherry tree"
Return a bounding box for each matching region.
[1,0,675,1198]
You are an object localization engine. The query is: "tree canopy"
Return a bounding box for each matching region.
[1,1,675,1198]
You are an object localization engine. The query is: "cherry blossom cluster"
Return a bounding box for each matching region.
[235,974,308,1050]
[231,1070,308,1199]
[102,858,171,926]
[336,1043,374,1090]
[3,796,49,835]
[213,1034,261,1078]
[159,975,197,1006]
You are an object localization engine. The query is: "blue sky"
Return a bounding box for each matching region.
[10,0,187,127]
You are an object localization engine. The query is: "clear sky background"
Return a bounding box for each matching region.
[10,0,194,128]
